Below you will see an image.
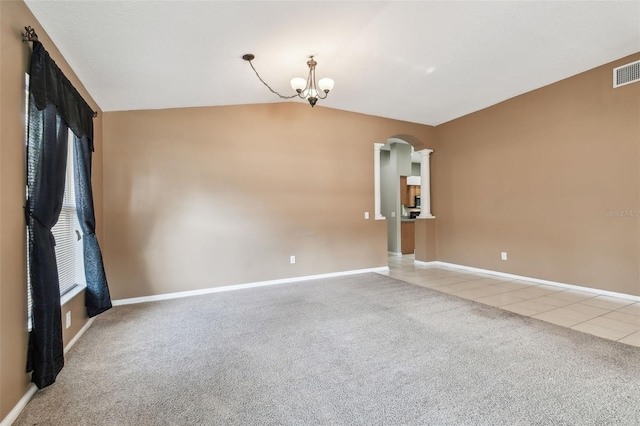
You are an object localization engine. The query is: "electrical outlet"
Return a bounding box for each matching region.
[501,252,508,261]
[364,212,369,219]
[290,255,296,264]
[65,311,71,329]
[391,211,396,218]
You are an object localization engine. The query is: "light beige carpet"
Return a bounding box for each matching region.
[15,273,640,425]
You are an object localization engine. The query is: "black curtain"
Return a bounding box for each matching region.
[73,134,112,317]
[29,42,94,142]
[26,41,112,388]
[26,101,68,388]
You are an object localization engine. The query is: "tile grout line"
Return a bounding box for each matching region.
[385,256,640,346]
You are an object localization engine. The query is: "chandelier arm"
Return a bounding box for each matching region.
[307,62,329,99]
[310,67,318,94]
[316,89,329,100]
[302,67,313,98]
[247,59,299,99]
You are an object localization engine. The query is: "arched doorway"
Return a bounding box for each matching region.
[373,136,434,255]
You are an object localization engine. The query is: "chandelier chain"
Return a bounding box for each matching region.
[246,59,299,99]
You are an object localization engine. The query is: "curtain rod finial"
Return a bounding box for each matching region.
[23,26,39,42]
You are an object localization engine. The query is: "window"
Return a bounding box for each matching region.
[26,74,85,325]
[51,134,85,299]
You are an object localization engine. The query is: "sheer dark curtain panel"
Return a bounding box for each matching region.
[73,134,112,317]
[26,40,112,389]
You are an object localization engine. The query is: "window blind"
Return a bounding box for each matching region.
[52,139,79,298]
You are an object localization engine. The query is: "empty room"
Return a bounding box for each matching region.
[1,1,639,424]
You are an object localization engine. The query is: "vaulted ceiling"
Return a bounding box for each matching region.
[25,1,640,126]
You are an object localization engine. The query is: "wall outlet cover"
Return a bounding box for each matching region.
[501,252,508,260]
[290,256,296,264]
[65,311,71,329]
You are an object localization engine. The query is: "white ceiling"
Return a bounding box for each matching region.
[25,1,640,126]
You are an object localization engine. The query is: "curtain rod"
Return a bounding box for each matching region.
[22,26,99,118]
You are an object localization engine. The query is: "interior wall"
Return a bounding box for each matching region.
[415,218,436,262]
[381,143,417,254]
[434,53,640,296]
[394,143,412,177]
[0,0,104,421]
[102,104,435,299]
[390,143,412,253]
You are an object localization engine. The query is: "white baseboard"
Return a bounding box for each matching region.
[415,260,640,302]
[113,266,390,306]
[387,251,403,256]
[1,316,96,426]
[0,384,37,426]
[65,317,95,355]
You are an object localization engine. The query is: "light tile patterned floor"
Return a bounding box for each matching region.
[379,254,640,347]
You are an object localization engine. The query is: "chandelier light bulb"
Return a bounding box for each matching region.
[318,78,334,93]
[290,77,307,92]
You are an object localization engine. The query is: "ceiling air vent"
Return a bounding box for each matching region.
[613,60,640,88]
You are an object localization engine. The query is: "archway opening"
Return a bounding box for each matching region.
[374,136,433,255]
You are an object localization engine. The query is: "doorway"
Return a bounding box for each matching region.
[378,139,422,255]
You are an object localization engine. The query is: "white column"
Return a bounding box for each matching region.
[418,149,435,219]
[373,143,385,220]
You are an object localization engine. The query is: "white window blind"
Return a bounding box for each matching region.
[51,136,82,298]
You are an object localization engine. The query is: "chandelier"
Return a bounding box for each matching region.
[242,54,334,107]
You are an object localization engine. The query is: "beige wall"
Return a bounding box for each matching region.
[0,1,103,421]
[434,53,640,296]
[61,290,89,349]
[415,218,436,262]
[103,104,435,299]
[1,0,638,419]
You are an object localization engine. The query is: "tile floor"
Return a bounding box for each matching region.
[378,254,640,347]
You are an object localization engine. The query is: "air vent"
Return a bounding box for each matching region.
[613,60,640,88]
